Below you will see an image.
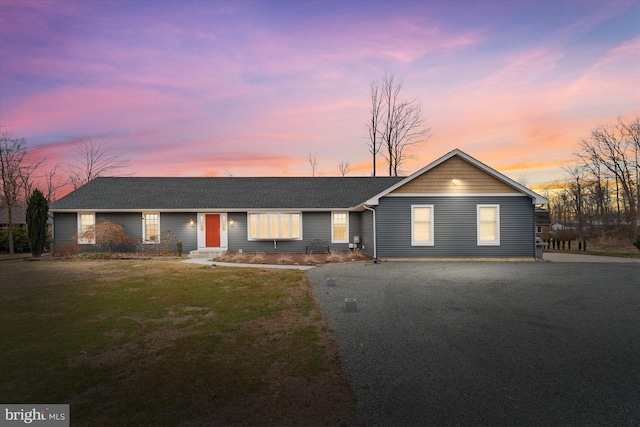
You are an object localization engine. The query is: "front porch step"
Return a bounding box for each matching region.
[188,249,228,259]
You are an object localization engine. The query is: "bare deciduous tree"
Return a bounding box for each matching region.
[43,163,65,202]
[562,164,587,240]
[387,98,430,176]
[367,80,384,176]
[550,115,640,241]
[307,152,319,177]
[576,116,639,234]
[0,133,42,254]
[369,73,430,176]
[338,160,351,177]
[66,135,130,189]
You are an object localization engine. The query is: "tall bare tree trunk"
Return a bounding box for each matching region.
[1,134,29,255]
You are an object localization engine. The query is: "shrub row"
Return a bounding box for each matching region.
[545,237,587,251]
[0,226,52,253]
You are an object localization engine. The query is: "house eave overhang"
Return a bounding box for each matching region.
[50,207,360,213]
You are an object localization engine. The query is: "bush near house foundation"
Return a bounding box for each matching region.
[73,219,133,253]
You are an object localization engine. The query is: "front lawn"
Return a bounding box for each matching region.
[0,259,354,426]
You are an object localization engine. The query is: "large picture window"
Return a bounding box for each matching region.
[77,212,96,244]
[477,205,500,246]
[331,212,349,243]
[411,205,434,246]
[248,212,301,240]
[143,212,160,244]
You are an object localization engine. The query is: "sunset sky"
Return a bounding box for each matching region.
[1,0,638,196]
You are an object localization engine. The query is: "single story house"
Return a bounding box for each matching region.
[535,208,551,238]
[0,205,53,231]
[50,149,549,260]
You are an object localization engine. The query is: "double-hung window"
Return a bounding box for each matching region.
[331,212,349,243]
[77,212,96,244]
[248,212,301,240]
[477,205,500,245]
[411,205,434,246]
[143,212,160,244]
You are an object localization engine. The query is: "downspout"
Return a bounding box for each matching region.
[363,205,379,263]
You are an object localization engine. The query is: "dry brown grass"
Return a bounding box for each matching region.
[326,250,344,263]
[231,252,247,263]
[248,252,266,263]
[208,251,373,265]
[346,249,366,261]
[303,254,319,265]
[276,254,294,264]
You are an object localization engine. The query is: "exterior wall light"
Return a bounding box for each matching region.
[452,179,462,185]
[229,218,235,227]
[189,218,195,227]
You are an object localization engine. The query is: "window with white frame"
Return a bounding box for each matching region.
[248,212,301,240]
[477,205,500,245]
[411,205,434,246]
[143,212,160,244]
[331,212,349,243]
[77,212,96,244]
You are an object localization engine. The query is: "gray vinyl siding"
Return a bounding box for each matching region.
[376,196,535,258]
[52,213,78,248]
[227,211,360,253]
[52,212,197,253]
[160,213,198,252]
[347,211,362,251]
[361,209,374,257]
[52,212,139,252]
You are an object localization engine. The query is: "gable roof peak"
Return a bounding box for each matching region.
[364,148,548,205]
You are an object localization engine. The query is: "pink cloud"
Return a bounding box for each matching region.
[2,0,637,198]
[4,85,198,137]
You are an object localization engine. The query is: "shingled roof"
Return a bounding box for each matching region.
[50,176,405,211]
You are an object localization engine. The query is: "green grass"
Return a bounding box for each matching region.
[0,259,353,426]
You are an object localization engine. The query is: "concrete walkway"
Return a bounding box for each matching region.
[182,257,314,270]
[543,252,640,263]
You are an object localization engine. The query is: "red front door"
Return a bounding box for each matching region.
[205,214,221,247]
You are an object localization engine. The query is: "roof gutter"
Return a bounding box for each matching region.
[363,204,379,263]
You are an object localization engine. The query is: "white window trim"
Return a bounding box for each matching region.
[411,205,434,246]
[77,212,96,244]
[142,212,160,244]
[331,211,349,243]
[247,212,303,240]
[477,204,500,246]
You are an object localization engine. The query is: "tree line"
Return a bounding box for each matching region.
[0,133,129,254]
[544,115,640,242]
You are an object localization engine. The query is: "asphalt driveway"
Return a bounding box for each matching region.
[308,261,640,426]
